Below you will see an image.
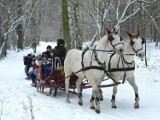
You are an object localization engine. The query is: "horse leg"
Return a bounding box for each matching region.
[93,87,101,113]
[90,89,95,109]
[98,88,103,101]
[127,76,139,108]
[76,78,83,106]
[90,88,103,110]
[111,85,118,108]
[65,77,70,103]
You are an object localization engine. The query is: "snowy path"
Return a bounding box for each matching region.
[0,42,160,120]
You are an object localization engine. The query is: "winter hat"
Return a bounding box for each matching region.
[47,45,52,49]
[27,54,32,57]
[57,39,65,46]
[36,51,41,56]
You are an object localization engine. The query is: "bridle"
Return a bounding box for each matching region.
[108,33,122,50]
[130,37,145,55]
[92,32,122,66]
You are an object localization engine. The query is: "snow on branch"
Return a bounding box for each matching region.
[118,7,140,25]
[0,0,35,55]
[142,0,157,4]
[115,0,138,28]
[116,0,121,21]
[3,2,32,38]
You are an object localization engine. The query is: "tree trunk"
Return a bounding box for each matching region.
[0,5,4,59]
[131,3,134,32]
[62,0,71,50]
[0,13,2,49]
[17,24,23,50]
[70,0,82,49]
[17,1,23,51]
[139,0,147,67]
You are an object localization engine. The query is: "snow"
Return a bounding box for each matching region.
[0,42,160,120]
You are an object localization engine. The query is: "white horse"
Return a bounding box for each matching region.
[64,28,124,113]
[106,30,145,109]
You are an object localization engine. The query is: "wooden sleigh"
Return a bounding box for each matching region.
[36,67,120,96]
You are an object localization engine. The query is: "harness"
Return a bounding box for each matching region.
[108,34,122,50]
[131,43,143,55]
[80,33,124,84]
[108,52,135,84]
[130,37,143,56]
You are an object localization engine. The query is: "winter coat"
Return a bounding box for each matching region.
[54,46,67,66]
[42,51,52,59]
[54,46,66,58]
[23,56,32,67]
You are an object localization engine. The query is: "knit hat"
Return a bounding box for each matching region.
[36,51,41,56]
[47,45,52,49]
[57,39,65,46]
[27,54,32,57]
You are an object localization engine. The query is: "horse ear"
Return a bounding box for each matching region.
[112,27,118,34]
[112,27,115,32]
[137,29,140,36]
[106,28,112,36]
[126,31,132,38]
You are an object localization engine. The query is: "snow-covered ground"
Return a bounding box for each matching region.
[0,42,160,120]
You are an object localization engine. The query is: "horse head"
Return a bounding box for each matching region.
[106,28,124,54]
[127,29,145,59]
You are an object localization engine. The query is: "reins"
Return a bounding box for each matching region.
[51,49,135,85]
[52,65,120,84]
[55,34,144,85]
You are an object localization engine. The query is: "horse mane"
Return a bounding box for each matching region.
[96,35,109,49]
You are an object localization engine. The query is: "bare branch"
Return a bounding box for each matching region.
[116,0,121,20]
[144,8,160,35]
[118,7,140,25]
[115,0,138,28]
[142,0,157,4]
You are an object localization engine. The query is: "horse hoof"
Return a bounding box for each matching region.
[95,109,100,114]
[112,106,117,108]
[66,100,70,103]
[90,106,95,109]
[134,103,139,108]
[99,98,103,101]
[134,106,139,109]
[78,102,83,106]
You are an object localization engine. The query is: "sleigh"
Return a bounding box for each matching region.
[37,67,85,96]
[37,66,120,96]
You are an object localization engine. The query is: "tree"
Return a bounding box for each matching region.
[17,0,23,51]
[0,0,34,58]
[68,0,82,49]
[62,0,71,50]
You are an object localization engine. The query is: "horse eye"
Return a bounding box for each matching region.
[142,38,145,44]
[108,36,114,42]
[130,41,134,45]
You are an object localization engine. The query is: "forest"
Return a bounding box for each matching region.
[0,0,160,59]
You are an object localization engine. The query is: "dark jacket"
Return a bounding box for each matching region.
[54,46,66,59]
[42,51,52,59]
[23,56,32,67]
[54,46,66,66]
